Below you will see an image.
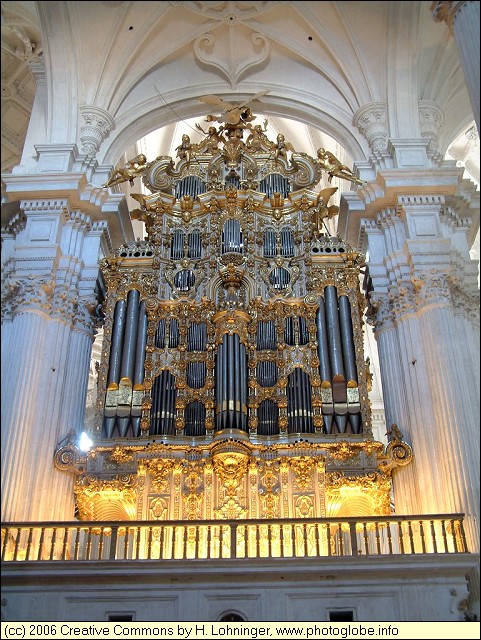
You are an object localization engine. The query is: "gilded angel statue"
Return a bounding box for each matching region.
[271,133,295,162]
[198,91,270,128]
[103,154,148,188]
[313,186,339,234]
[316,148,364,185]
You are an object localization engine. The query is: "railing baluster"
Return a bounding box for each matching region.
[206,525,211,559]
[147,526,153,560]
[37,527,45,561]
[86,528,92,560]
[123,528,129,559]
[49,527,58,560]
[171,526,176,559]
[375,522,381,555]
[231,524,236,559]
[397,521,405,555]
[1,526,10,560]
[326,523,332,557]
[314,523,320,557]
[195,525,200,560]
[407,520,415,554]
[363,522,369,555]
[430,520,437,554]
[255,524,260,558]
[451,519,459,553]
[26,527,34,561]
[13,527,22,561]
[135,526,141,559]
[109,526,118,560]
[441,519,448,553]
[458,519,467,553]
[419,520,426,554]
[349,521,358,556]
[279,524,285,558]
[338,524,344,557]
[159,526,165,560]
[183,526,188,559]
[386,521,393,554]
[98,529,105,560]
[61,527,69,560]
[74,527,81,560]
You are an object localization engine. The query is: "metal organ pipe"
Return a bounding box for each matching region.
[263,229,276,257]
[215,333,248,432]
[324,286,345,382]
[104,300,126,438]
[120,290,140,383]
[258,399,279,436]
[338,295,358,384]
[188,230,202,259]
[316,298,332,383]
[280,228,294,257]
[171,230,184,259]
[107,300,127,386]
[131,301,148,436]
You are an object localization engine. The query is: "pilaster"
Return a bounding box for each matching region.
[0,198,108,521]
[356,188,479,552]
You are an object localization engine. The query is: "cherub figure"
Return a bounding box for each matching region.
[313,186,339,234]
[245,122,269,151]
[196,125,223,154]
[316,148,364,185]
[176,134,195,163]
[386,424,403,442]
[103,154,147,188]
[272,133,294,162]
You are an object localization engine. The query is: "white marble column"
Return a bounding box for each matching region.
[1,202,108,522]
[432,1,480,131]
[363,195,480,552]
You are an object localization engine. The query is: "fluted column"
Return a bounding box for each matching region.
[432,1,480,130]
[1,201,108,522]
[364,197,480,552]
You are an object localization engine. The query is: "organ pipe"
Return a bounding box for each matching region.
[324,286,345,382]
[338,295,358,384]
[120,289,140,383]
[280,228,294,257]
[107,300,127,386]
[133,302,147,387]
[215,333,248,431]
[316,298,332,383]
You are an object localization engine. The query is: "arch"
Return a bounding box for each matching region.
[98,93,368,167]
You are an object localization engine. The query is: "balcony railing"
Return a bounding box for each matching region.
[1,514,467,563]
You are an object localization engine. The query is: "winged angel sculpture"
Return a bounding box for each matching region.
[197,91,270,128]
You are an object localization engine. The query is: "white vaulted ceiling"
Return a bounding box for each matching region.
[1,2,478,191]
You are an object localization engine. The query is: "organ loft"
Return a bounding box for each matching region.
[55,103,413,532]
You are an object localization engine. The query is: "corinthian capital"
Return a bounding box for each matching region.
[353,102,388,157]
[431,1,470,28]
[79,106,115,158]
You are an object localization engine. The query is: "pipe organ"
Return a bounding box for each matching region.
[61,107,412,524]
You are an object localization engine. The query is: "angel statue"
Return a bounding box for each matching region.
[103,154,148,188]
[316,148,364,185]
[313,186,339,235]
[272,133,295,162]
[198,91,270,129]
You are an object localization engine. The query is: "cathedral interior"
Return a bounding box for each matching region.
[1,0,479,624]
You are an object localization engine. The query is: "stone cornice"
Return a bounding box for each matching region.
[1,172,132,250]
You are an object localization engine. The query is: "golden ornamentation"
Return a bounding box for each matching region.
[212,440,250,497]
[289,456,316,491]
[109,447,135,465]
[144,459,175,493]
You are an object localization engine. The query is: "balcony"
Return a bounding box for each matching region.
[1,513,468,563]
